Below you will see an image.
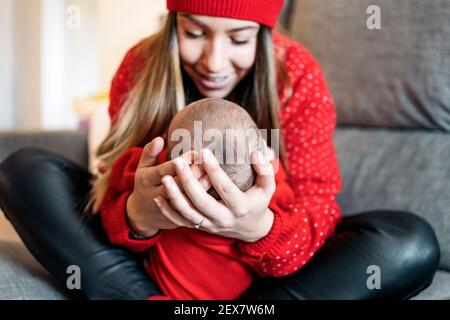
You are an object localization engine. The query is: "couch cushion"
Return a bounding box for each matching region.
[334,127,450,270]
[411,270,450,300]
[290,0,450,131]
[0,241,73,300]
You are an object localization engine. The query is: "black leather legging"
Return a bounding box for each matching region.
[0,148,441,300]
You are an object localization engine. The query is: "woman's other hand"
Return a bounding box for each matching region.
[155,149,276,243]
[126,137,211,238]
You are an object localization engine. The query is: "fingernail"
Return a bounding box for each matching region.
[202,149,214,164]
[162,176,175,190]
[199,176,211,190]
[174,157,185,170]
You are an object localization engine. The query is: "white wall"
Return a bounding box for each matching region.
[96,0,167,91]
[1,0,167,130]
[65,0,100,112]
[0,0,14,129]
[14,0,43,129]
[41,0,67,129]
[41,0,100,129]
[8,0,99,130]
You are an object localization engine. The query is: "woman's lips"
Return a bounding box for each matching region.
[195,72,232,90]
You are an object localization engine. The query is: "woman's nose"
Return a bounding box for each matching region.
[202,39,228,74]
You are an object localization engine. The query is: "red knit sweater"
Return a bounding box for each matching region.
[100,33,343,299]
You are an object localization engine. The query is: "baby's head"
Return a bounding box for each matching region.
[167,98,265,199]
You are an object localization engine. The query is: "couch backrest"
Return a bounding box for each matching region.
[0,131,88,169]
[288,0,450,131]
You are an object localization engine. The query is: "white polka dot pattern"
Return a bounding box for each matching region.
[238,33,343,277]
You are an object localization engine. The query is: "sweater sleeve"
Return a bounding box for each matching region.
[108,42,144,128]
[238,43,343,277]
[100,147,163,253]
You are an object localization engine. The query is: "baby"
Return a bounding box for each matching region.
[166,98,265,199]
[146,98,268,300]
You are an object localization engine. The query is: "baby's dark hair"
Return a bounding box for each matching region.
[167,98,265,199]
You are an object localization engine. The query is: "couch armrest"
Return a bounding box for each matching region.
[0,130,88,169]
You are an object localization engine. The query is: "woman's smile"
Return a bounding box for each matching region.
[194,71,235,91]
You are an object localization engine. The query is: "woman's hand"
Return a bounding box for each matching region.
[154,149,276,243]
[126,137,211,238]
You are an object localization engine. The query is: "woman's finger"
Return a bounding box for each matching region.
[137,137,165,169]
[142,150,198,186]
[161,175,208,226]
[251,151,276,197]
[190,163,206,180]
[153,196,191,227]
[198,149,247,215]
[155,196,216,231]
[172,165,210,192]
[173,157,235,225]
[173,172,212,192]
[198,174,212,191]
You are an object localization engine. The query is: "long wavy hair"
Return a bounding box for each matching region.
[86,12,292,214]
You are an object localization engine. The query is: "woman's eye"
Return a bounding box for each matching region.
[231,38,250,45]
[185,31,204,39]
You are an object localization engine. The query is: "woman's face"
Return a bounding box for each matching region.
[176,13,260,99]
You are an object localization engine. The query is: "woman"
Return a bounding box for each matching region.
[0,0,440,300]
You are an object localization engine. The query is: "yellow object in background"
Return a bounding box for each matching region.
[72,92,112,174]
[73,92,109,118]
[72,92,109,132]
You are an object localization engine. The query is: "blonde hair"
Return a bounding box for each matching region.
[86,12,292,215]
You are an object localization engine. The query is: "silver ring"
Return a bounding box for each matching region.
[194,216,205,229]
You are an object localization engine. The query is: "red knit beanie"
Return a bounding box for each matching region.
[167,0,285,28]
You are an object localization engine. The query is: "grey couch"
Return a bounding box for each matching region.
[1,0,449,300]
[286,0,450,299]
